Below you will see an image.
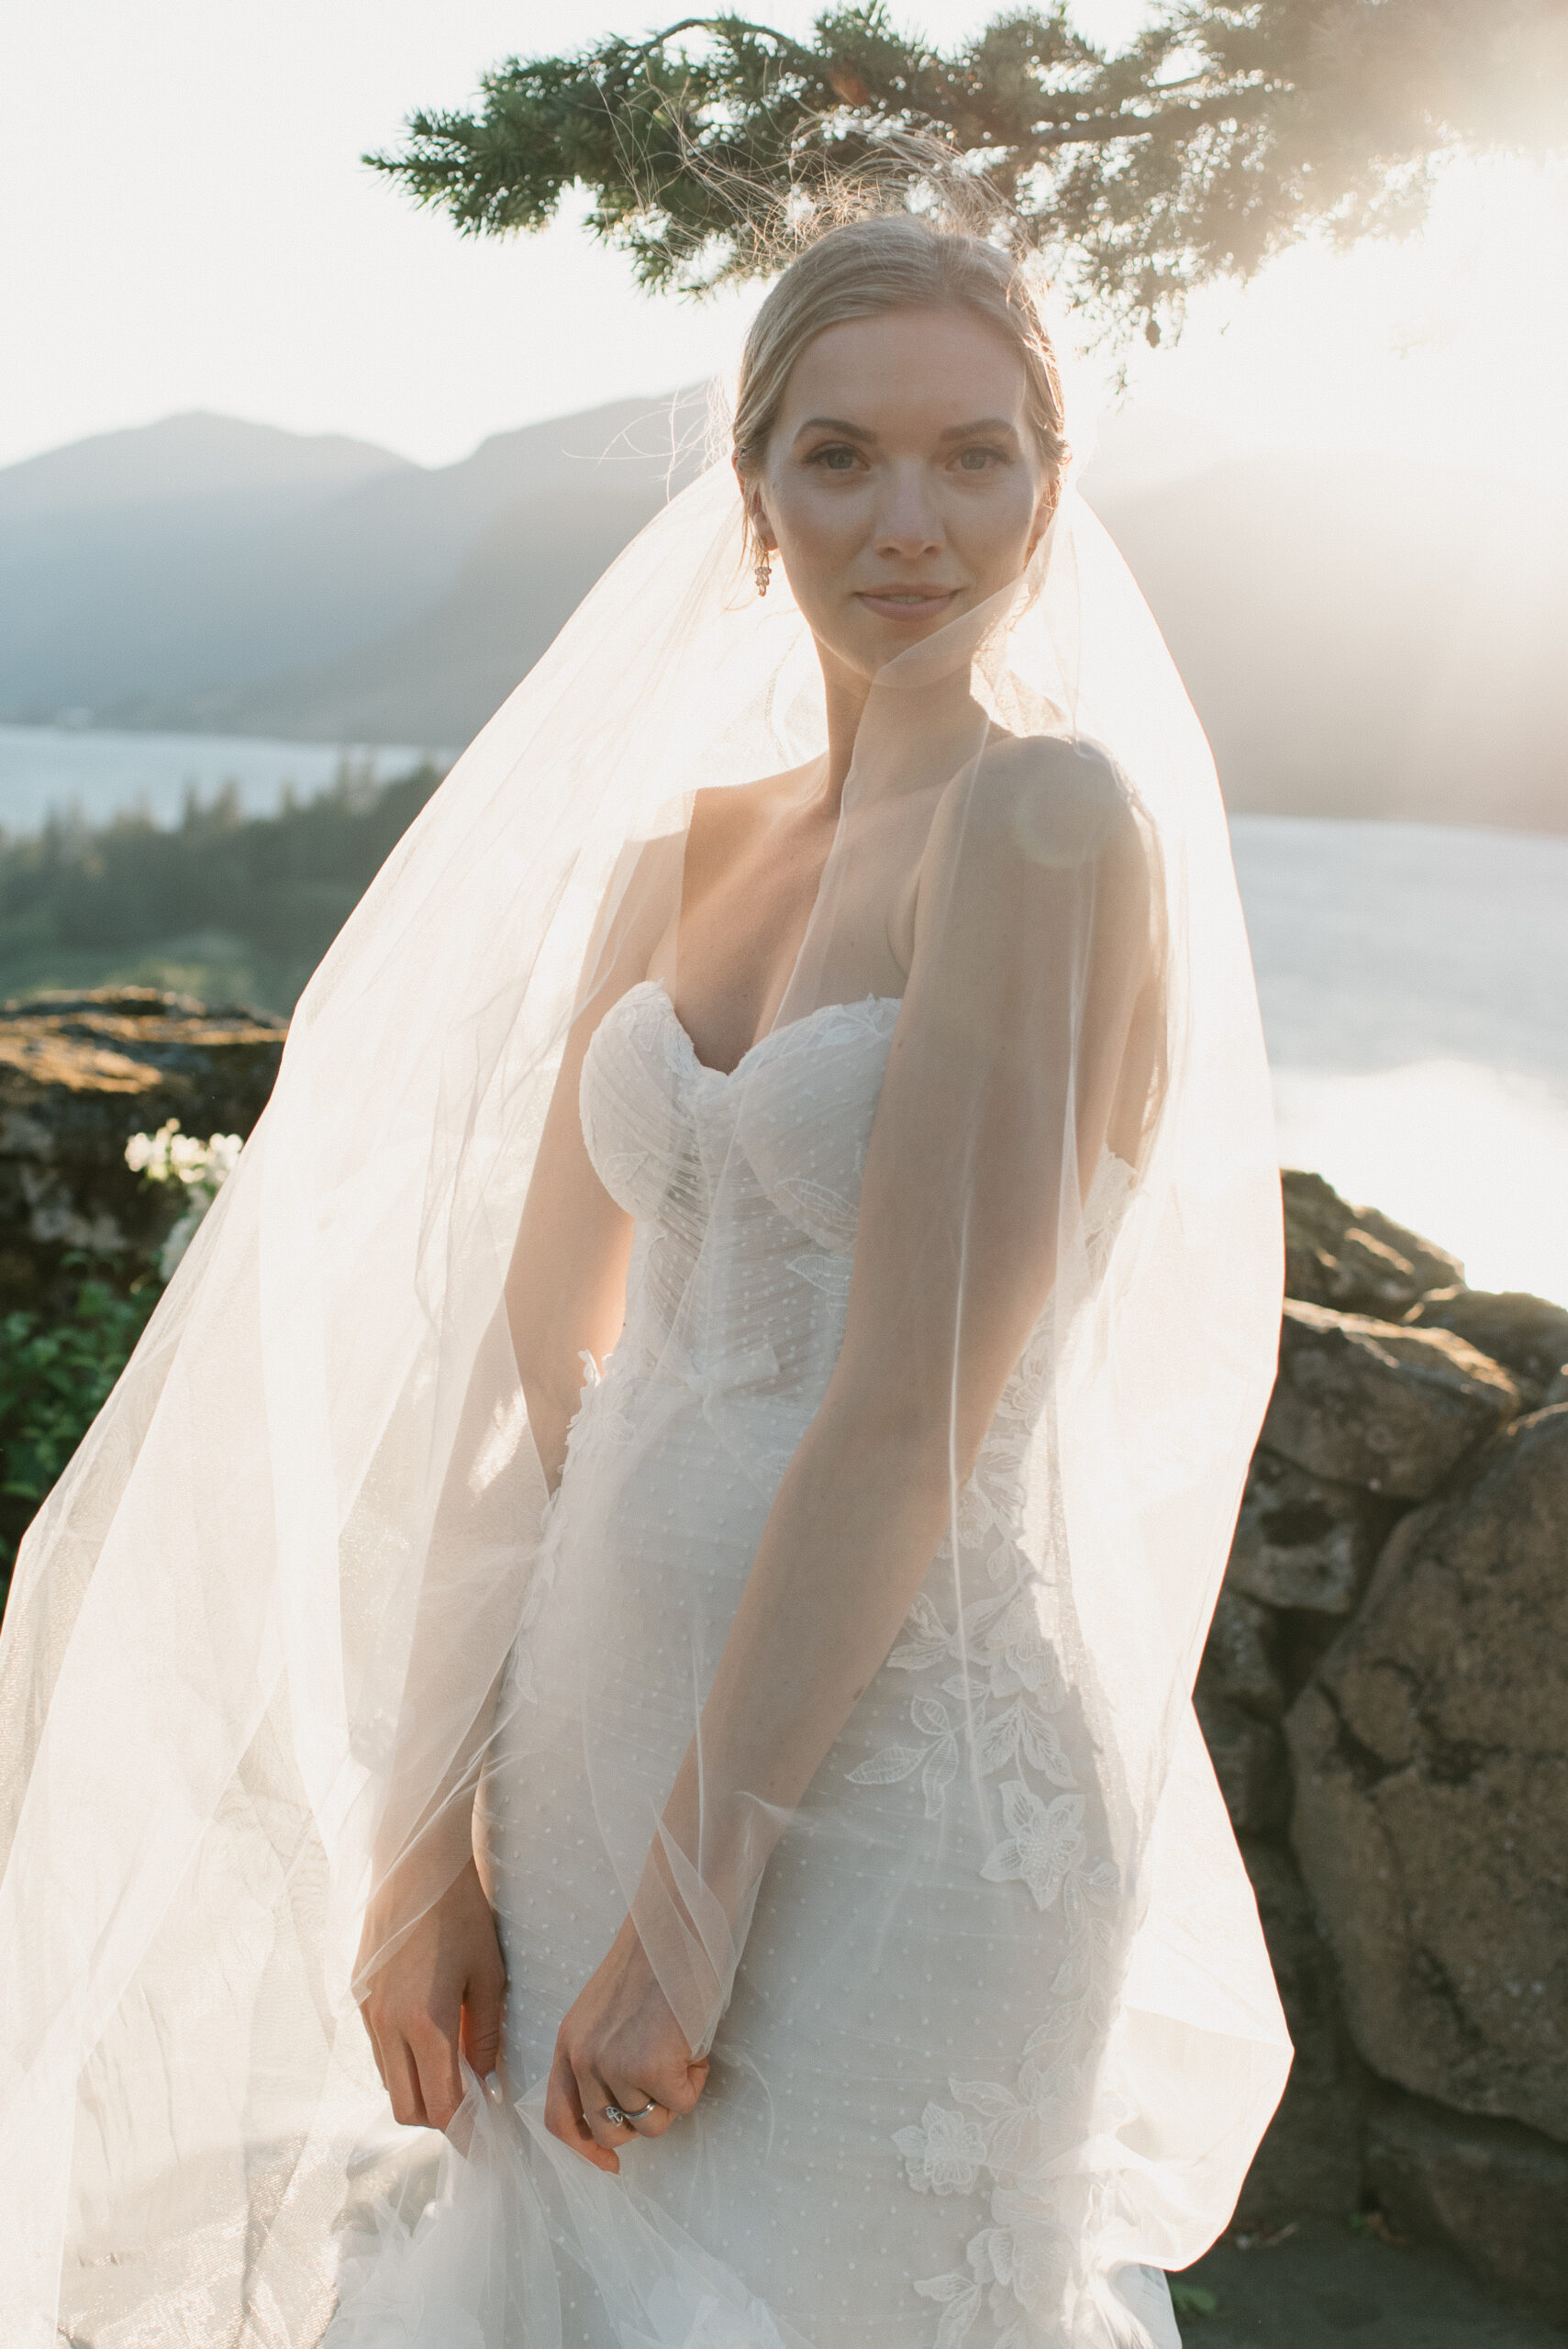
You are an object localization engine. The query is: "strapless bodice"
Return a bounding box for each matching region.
[577,981,901,1416]
[581,980,897,1248]
[576,978,1131,1453]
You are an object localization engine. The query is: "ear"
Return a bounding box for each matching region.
[732,457,776,552]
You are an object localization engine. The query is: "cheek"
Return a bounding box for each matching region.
[948,477,1044,572]
[767,474,862,566]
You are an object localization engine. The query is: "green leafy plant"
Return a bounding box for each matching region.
[1169,2278,1221,2318]
[0,1268,155,1581]
[369,2,1568,347]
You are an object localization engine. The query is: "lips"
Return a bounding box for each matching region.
[855,586,960,619]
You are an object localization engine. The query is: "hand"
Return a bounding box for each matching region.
[358,1855,506,2132]
[546,1912,710,2173]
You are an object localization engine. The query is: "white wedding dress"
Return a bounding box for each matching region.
[424,978,1166,2349]
[0,470,1290,2349]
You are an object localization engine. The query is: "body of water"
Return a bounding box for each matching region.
[0,724,445,832]
[1232,815,1568,1308]
[0,728,1559,1307]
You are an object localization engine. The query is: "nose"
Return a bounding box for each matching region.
[872,460,943,562]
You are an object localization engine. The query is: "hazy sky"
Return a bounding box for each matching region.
[4,1,1564,481]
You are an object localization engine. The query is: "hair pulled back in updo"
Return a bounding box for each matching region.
[731,213,1069,522]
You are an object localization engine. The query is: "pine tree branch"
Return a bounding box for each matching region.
[367,2,1568,346]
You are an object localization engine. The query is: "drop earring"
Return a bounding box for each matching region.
[753,540,772,597]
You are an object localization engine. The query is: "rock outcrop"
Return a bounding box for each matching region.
[1287,1406,1568,2144]
[1234,1840,1367,2224]
[1199,1173,1568,2324]
[1262,1301,1519,1499]
[1281,1167,1463,1317]
[0,987,285,1314]
[1226,1446,1387,1615]
[1404,1286,1568,1408]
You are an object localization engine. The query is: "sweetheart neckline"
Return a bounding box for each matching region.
[628,978,901,1085]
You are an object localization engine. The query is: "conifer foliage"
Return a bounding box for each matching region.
[370,3,1568,344]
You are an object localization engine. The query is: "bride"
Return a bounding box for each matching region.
[0,213,1289,2348]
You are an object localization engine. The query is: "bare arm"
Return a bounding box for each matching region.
[504,1003,634,1490]
[658,740,1155,1913]
[361,822,684,2129]
[506,821,686,1486]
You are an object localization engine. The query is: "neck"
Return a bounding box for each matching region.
[812,638,992,818]
[817,647,873,816]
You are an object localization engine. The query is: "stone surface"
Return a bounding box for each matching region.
[1204,1588,1287,1717]
[1195,1687,1290,1837]
[1234,1842,1364,2221]
[1263,1300,1519,1499]
[0,987,284,1312]
[1226,1447,1385,1614]
[1405,1286,1568,1407]
[1364,2082,1568,2323]
[1283,1169,1464,1318]
[1197,1592,1290,1834]
[1180,2216,1566,2347]
[1286,1406,1568,2143]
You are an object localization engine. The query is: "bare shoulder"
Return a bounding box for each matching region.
[929,731,1144,882]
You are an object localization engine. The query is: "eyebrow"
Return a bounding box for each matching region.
[791,415,1022,445]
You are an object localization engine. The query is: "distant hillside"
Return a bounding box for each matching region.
[178,484,670,747]
[0,395,708,729]
[1,399,1562,832]
[0,415,413,718]
[0,411,409,519]
[1087,452,1568,836]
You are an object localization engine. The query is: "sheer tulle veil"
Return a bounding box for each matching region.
[0,328,1288,2343]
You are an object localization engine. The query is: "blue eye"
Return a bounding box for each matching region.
[815,446,860,471]
[958,447,1003,472]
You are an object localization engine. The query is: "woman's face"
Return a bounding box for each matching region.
[744,305,1056,683]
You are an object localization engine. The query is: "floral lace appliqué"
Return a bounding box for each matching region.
[897,1852,1123,2349]
[894,2102,989,2196]
[848,1580,1075,1822]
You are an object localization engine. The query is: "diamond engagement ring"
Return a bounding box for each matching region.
[602,2099,658,2126]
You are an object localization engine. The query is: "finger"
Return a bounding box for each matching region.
[652,2054,710,2119]
[575,2057,635,2155]
[408,2015,464,2133]
[604,2081,671,2139]
[545,2041,618,2173]
[609,2043,711,2135]
[461,1957,506,2084]
[357,2001,388,2091]
[567,2042,644,2154]
[381,2032,430,2131]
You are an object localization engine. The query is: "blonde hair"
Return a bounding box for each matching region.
[732,213,1068,573]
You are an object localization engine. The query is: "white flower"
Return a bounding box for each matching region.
[988,1592,1065,1707]
[981,1783,1086,1910]
[124,1116,178,1179]
[983,2190,1074,2325]
[913,2269,983,2349]
[127,1118,244,1279]
[893,2101,988,2195]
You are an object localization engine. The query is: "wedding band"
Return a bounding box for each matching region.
[601,2099,658,2126]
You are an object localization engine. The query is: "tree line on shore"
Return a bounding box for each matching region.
[0,762,445,1015]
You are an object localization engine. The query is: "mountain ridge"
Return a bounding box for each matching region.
[2,401,1562,831]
